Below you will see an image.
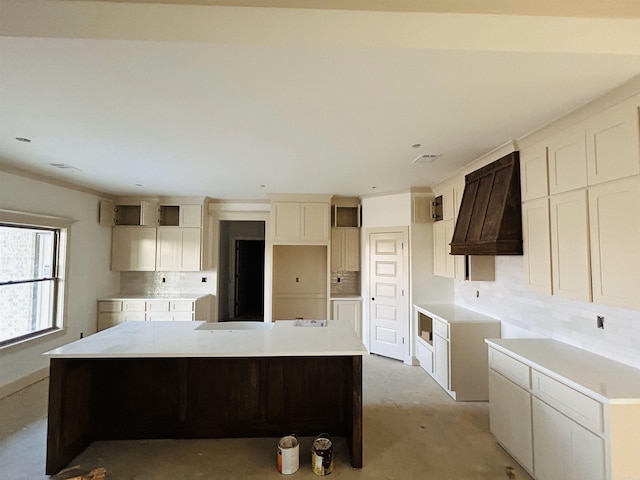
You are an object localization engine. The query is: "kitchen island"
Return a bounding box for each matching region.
[43,320,367,474]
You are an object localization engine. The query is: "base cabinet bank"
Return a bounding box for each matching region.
[487,339,640,480]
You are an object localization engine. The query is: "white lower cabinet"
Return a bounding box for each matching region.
[97,296,210,330]
[532,397,605,480]
[489,370,534,474]
[432,332,450,390]
[331,299,361,337]
[487,340,640,480]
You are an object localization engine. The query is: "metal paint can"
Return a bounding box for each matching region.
[277,435,299,474]
[311,433,333,476]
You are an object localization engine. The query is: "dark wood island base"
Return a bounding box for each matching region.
[46,355,362,474]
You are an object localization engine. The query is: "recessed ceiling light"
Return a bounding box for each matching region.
[411,143,421,149]
[412,154,443,164]
[371,186,377,189]
[135,184,143,187]
[15,137,31,143]
[260,184,266,188]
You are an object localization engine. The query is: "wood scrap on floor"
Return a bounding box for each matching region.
[52,465,107,480]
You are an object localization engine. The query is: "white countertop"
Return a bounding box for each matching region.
[99,293,209,301]
[414,304,500,324]
[330,294,362,300]
[486,338,640,404]
[44,320,368,359]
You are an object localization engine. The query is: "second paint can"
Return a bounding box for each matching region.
[277,435,299,474]
[311,434,333,476]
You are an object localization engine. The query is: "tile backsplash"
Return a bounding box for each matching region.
[455,256,640,369]
[120,271,217,296]
[331,271,360,295]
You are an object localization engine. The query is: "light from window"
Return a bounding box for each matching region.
[0,225,60,346]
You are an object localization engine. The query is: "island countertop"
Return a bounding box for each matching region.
[44,320,368,358]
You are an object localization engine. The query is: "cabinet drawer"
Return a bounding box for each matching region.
[123,312,146,321]
[489,348,531,389]
[171,300,195,312]
[123,301,146,312]
[172,312,194,321]
[98,301,122,313]
[146,300,170,312]
[433,318,449,340]
[532,370,603,434]
[147,312,173,321]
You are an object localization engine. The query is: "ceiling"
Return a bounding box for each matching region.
[2,1,640,199]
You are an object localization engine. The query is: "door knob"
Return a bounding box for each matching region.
[371,297,375,301]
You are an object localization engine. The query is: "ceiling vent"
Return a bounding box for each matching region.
[412,154,442,164]
[50,163,82,172]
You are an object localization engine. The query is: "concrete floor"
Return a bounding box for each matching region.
[0,354,533,480]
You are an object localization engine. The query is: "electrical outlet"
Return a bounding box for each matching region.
[201,277,207,283]
[597,316,605,329]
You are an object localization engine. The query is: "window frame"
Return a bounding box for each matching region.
[0,209,73,349]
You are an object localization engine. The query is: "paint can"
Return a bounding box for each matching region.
[311,433,333,476]
[277,434,299,474]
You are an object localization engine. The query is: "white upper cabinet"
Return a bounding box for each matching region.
[100,199,160,226]
[547,124,588,195]
[179,205,203,227]
[331,228,360,272]
[271,196,331,244]
[520,143,549,201]
[588,177,640,310]
[522,198,552,295]
[550,190,592,302]
[586,99,640,186]
[111,226,157,271]
[156,227,201,272]
[433,219,455,278]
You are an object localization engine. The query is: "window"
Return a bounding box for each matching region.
[0,210,70,347]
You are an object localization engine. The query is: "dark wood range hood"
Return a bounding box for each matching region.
[450,151,523,256]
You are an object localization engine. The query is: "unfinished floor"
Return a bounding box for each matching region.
[0,354,532,480]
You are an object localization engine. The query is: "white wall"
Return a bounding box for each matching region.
[0,170,117,391]
[455,256,640,369]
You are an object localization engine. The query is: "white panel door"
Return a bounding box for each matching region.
[368,232,406,361]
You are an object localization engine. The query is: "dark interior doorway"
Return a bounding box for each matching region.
[234,239,265,320]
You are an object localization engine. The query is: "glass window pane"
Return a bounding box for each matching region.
[0,280,55,343]
[0,226,56,283]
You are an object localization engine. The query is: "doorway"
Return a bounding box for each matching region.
[218,220,266,322]
[234,239,265,319]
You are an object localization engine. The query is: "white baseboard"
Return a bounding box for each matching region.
[0,367,50,400]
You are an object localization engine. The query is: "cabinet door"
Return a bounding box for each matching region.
[332,300,361,336]
[520,143,549,201]
[589,177,640,309]
[97,313,123,331]
[489,370,534,473]
[433,220,455,278]
[550,190,591,302]
[343,228,360,271]
[140,200,160,226]
[180,205,202,227]
[271,202,301,242]
[548,124,588,194]
[433,333,450,390]
[522,198,552,295]
[111,227,156,271]
[301,202,330,242]
[180,228,202,271]
[586,99,640,185]
[533,397,605,480]
[156,227,181,271]
[331,228,345,271]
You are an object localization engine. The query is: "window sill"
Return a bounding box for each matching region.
[0,327,67,354]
